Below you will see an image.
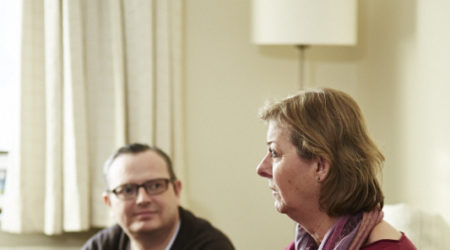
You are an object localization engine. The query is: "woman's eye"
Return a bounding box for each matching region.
[269,148,279,158]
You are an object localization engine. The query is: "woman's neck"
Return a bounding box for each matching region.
[290,208,338,245]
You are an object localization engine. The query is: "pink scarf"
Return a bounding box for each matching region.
[287,209,383,250]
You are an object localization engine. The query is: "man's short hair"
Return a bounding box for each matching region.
[103,143,177,187]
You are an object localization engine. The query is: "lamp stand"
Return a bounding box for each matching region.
[297,45,309,90]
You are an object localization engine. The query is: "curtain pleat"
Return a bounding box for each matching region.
[123,0,154,145]
[169,0,187,206]
[43,0,63,235]
[154,0,172,155]
[62,0,90,232]
[2,0,184,234]
[5,0,47,233]
[110,0,128,147]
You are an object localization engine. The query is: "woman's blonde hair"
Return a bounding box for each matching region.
[259,88,384,216]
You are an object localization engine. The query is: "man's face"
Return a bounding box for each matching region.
[103,150,181,236]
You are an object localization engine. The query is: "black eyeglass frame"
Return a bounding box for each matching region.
[107,177,176,200]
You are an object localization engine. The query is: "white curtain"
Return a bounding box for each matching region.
[2,0,184,235]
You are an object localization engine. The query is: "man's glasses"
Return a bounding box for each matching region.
[107,178,175,200]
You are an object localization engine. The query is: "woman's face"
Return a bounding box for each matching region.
[257,121,322,218]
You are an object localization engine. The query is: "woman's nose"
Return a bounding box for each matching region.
[256,152,272,178]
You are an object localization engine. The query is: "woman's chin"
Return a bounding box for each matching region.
[274,200,287,214]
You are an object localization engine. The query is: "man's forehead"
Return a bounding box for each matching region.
[109,151,169,176]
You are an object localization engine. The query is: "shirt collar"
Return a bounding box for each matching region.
[165,219,181,250]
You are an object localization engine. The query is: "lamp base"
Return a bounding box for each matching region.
[296,45,310,90]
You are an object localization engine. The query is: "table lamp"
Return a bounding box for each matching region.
[252,0,357,89]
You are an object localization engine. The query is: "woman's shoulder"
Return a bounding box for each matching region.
[367,220,402,243]
[363,220,417,249]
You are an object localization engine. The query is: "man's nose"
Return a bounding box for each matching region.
[256,152,272,178]
[136,186,152,203]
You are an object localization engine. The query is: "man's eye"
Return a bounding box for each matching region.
[148,182,163,190]
[120,185,136,194]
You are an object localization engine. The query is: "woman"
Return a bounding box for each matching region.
[257,88,416,250]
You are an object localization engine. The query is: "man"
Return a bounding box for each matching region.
[83,143,234,250]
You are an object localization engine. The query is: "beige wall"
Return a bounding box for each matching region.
[184,0,450,249]
[184,1,298,249]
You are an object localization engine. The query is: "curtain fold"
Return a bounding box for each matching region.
[61,0,90,233]
[44,0,63,234]
[2,0,184,234]
[110,0,128,146]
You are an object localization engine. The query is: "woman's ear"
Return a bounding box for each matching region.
[316,157,330,182]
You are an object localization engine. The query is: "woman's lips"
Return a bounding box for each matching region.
[269,185,278,195]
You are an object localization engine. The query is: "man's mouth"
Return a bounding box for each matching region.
[134,210,157,217]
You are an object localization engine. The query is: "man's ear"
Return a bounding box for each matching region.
[316,157,330,182]
[103,192,116,217]
[103,192,112,207]
[173,180,182,197]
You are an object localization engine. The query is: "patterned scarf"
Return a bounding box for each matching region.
[293,209,383,250]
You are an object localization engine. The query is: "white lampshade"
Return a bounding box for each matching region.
[252,0,357,45]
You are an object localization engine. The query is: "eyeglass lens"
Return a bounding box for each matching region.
[111,178,170,200]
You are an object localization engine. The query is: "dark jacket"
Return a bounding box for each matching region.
[82,206,235,250]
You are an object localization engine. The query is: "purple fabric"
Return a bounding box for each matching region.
[294,213,364,250]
